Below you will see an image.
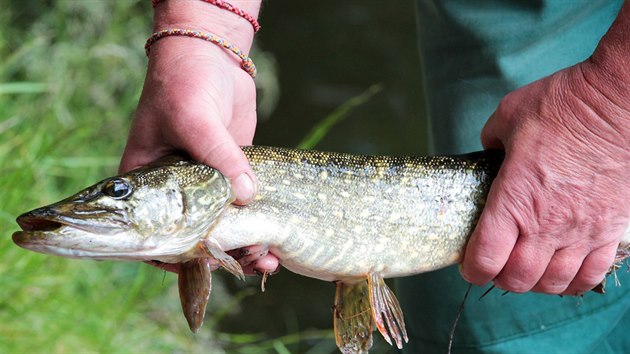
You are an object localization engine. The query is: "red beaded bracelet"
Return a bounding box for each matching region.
[152,0,261,33]
[145,29,257,78]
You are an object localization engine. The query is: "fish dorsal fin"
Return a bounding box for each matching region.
[201,238,245,280]
[367,272,408,349]
[178,258,213,333]
[333,280,373,354]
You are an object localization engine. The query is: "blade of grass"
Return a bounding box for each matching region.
[273,340,292,354]
[0,82,49,95]
[297,84,382,149]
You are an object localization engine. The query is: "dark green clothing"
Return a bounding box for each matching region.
[417,0,622,155]
[398,1,630,352]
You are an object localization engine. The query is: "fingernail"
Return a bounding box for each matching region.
[232,173,256,204]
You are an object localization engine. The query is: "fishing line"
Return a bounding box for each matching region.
[447,283,472,354]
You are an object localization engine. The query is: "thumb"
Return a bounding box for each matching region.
[185,122,258,206]
[460,170,520,285]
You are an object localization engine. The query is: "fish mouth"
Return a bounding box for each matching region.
[13,206,192,262]
[12,211,95,250]
[12,208,139,259]
[16,214,65,232]
[13,212,73,247]
[12,222,148,260]
[15,206,127,235]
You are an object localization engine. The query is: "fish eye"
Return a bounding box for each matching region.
[103,178,133,199]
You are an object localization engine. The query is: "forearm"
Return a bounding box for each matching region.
[591,1,630,73]
[152,0,262,51]
[583,0,630,135]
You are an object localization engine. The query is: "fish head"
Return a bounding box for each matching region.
[13,156,233,261]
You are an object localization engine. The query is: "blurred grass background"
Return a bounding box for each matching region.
[1,0,424,352]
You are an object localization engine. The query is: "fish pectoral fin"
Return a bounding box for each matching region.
[333,280,373,354]
[201,238,245,281]
[179,258,213,333]
[367,272,408,349]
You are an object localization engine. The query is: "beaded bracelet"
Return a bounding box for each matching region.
[145,29,257,78]
[152,0,261,33]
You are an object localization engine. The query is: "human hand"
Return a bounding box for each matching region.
[120,0,279,275]
[460,60,630,296]
[119,39,258,203]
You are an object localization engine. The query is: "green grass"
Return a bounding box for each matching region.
[0,1,229,352]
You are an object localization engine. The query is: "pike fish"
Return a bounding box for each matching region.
[12,146,630,354]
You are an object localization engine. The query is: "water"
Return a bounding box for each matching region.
[255,0,426,155]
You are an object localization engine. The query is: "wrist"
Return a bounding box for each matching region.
[586,2,630,106]
[568,62,630,152]
[153,0,261,52]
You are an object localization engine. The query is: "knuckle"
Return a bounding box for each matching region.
[576,269,607,288]
[464,254,504,285]
[567,267,608,294]
[582,256,615,281]
[494,260,542,293]
[475,255,504,275]
[495,94,517,120]
[494,276,533,294]
[534,281,567,295]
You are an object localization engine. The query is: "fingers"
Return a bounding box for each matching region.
[228,245,281,276]
[462,177,617,294]
[564,245,618,295]
[493,239,555,293]
[530,247,584,294]
[145,253,280,278]
[464,227,616,295]
[242,255,281,275]
[530,243,616,295]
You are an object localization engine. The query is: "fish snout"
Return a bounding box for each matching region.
[16,207,64,232]
[16,201,129,235]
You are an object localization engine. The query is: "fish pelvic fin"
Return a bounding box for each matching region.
[178,258,213,333]
[201,238,245,281]
[367,272,408,349]
[333,280,373,354]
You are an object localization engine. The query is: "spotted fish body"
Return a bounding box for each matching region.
[214,146,502,281]
[12,146,630,354]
